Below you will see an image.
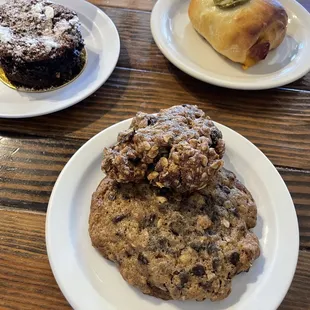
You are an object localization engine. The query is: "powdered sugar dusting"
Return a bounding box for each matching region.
[34,2,43,12]
[0,25,12,43]
[54,19,71,35]
[0,0,83,61]
[44,6,54,19]
[23,37,38,45]
[41,36,59,52]
[69,16,79,26]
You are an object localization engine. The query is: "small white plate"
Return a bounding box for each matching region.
[151,0,310,90]
[0,0,120,118]
[46,118,299,310]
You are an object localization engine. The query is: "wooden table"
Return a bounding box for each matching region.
[1,0,310,309]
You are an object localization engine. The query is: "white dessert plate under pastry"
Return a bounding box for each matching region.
[0,0,120,118]
[151,0,310,90]
[46,118,299,310]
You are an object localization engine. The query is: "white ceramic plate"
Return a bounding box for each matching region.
[0,0,120,118]
[151,0,310,90]
[46,118,299,310]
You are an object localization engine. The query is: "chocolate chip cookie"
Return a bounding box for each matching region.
[89,168,259,301]
[101,105,225,193]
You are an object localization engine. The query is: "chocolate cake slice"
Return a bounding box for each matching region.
[0,0,84,89]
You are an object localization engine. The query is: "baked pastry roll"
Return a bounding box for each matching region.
[188,0,288,68]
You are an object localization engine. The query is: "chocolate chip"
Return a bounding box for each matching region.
[159,188,169,196]
[230,207,239,217]
[118,129,135,143]
[158,237,169,249]
[222,186,231,194]
[179,272,189,286]
[199,281,212,290]
[122,193,130,200]
[226,171,235,181]
[125,251,132,257]
[212,258,220,271]
[211,212,219,222]
[192,265,206,276]
[108,193,116,201]
[210,127,222,147]
[205,228,216,235]
[230,252,240,265]
[170,221,184,236]
[138,253,149,265]
[129,157,141,164]
[147,214,156,225]
[190,242,204,252]
[147,116,157,126]
[112,214,127,224]
[149,214,156,224]
[204,196,213,208]
[141,214,156,229]
[239,225,246,237]
[207,242,218,255]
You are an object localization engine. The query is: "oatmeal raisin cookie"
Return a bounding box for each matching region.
[102,105,225,192]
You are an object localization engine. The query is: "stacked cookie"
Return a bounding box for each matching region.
[89,105,260,301]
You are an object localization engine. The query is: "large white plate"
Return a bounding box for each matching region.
[46,118,299,310]
[0,0,120,118]
[151,0,310,90]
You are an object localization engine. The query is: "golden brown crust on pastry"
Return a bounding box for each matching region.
[188,0,288,67]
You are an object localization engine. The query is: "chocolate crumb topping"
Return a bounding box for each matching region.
[0,0,84,62]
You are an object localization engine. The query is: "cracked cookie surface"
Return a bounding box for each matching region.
[89,168,259,301]
[101,105,225,193]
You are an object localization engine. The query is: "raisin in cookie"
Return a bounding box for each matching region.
[101,105,225,193]
[89,168,260,301]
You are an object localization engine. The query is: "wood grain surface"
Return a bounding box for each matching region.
[0,208,309,310]
[1,0,310,309]
[0,209,70,310]
[95,0,155,10]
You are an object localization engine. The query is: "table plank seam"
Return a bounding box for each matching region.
[0,131,86,145]
[99,4,151,13]
[100,5,151,14]
[277,166,310,174]
[278,87,310,94]
[300,246,310,252]
[0,205,46,216]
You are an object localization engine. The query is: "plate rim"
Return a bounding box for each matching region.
[150,0,310,90]
[0,0,120,118]
[46,118,299,310]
